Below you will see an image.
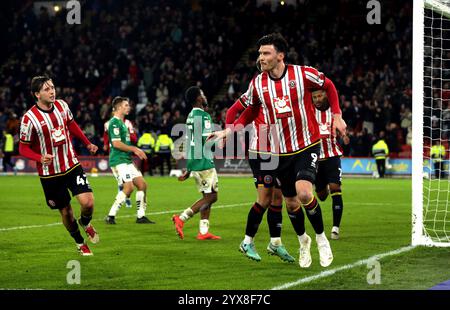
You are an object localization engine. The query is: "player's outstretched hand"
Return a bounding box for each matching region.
[133,147,147,160]
[87,144,98,155]
[332,114,347,138]
[207,128,232,141]
[178,169,190,181]
[207,128,232,148]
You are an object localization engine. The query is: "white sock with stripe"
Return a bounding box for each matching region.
[136,191,146,219]
[109,191,127,216]
[180,208,194,222]
[199,219,209,235]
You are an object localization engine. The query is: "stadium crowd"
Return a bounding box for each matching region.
[0,0,416,161]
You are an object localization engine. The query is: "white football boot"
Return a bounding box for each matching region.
[316,234,333,267]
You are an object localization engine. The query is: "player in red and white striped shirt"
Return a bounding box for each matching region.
[226,89,294,263]
[312,89,349,240]
[19,76,99,256]
[211,33,347,268]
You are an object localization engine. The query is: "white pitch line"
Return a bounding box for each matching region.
[0,201,409,232]
[270,245,416,290]
[0,202,251,232]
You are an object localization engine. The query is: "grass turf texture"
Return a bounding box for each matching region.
[0,176,449,290]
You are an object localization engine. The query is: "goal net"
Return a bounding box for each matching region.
[413,0,450,247]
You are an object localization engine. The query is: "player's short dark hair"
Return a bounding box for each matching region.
[257,33,288,55]
[112,96,129,111]
[185,86,201,105]
[30,75,52,101]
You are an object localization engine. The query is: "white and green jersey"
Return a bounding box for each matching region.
[186,108,215,171]
[108,116,132,167]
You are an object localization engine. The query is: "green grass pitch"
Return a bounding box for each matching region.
[0,175,449,290]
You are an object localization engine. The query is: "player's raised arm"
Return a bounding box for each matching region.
[322,77,347,137]
[208,103,260,142]
[68,120,98,155]
[225,98,246,125]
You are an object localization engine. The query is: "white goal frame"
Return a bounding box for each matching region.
[412,0,450,247]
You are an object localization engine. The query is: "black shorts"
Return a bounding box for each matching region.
[276,143,320,198]
[248,152,279,189]
[315,156,342,192]
[39,164,93,210]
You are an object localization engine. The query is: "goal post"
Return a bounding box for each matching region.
[412,0,450,247]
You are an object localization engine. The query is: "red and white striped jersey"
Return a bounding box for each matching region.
[238,93,271,153]
[244,64,323,154]
[315,108,343,159]
[19,100,79,176]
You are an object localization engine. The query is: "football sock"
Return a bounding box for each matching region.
[180,208,194,222]
[298,232,310,244]
[304,197,324,234]
[267,205,282,238]
[136,191,146,218]
[68,220,84,244]
[245,202,266,238]
[109,191,127,216]
[243,235,253,244]
[270,237,282,246]
[331,191,343,228]
[288,205,306,236]
[79,215,92,227]
[199,219,209,235]
[316,232,327,242]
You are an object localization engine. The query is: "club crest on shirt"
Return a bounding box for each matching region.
[319,122,331,136]
[289,80,296,88]
[51,126,67,146]
[273,96,292,118]
[264,175,273,184]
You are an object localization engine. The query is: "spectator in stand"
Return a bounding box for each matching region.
[0,1,412,158]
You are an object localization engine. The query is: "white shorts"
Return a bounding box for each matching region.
[111,163,142,186]
[191,168,219,194]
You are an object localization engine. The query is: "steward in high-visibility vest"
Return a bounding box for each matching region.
[155,133,174,176]
[372,139,389,178]
[137,132,156,176]
[2,131,15,173]
[430,143,446,178]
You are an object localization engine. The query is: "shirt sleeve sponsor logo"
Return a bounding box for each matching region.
[204,120,211,130]
[20,122,30,138]
[113,127,120,136]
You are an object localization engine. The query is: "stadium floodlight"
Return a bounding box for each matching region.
[412,0,450,247]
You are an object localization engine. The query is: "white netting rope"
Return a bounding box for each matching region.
[423,0,450,243]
